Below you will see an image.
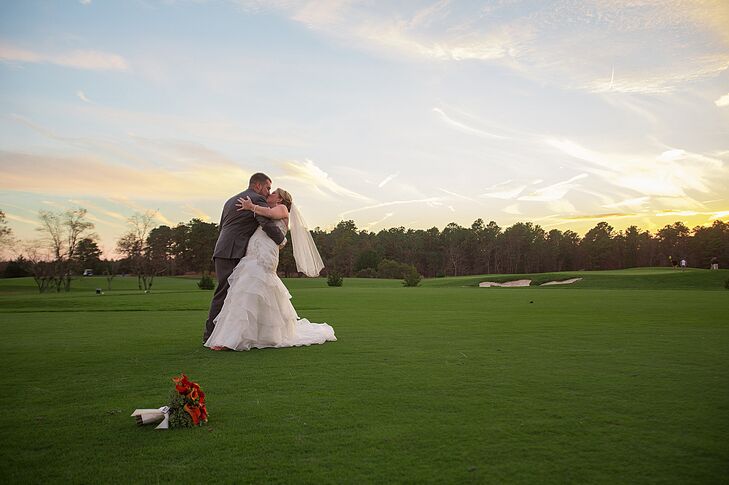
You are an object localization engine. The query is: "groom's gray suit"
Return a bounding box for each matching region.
[203,188,285,343]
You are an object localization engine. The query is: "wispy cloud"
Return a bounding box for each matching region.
[585,56,729,94]
[107,198,175,227]
[432,108,508,140]
[8,115,263,193]
[367,212,394,228]
[77,90,92,103]
[378,172,399,188]
[339,197,443,218]
[655,209,729,220]
[544,138,727,200]
[655,210,703,217]
[602,196,651,210]
[55,50,128,71]
[479,180,527,200]
[539,212,640,228]
[15,112,294,173]
[279,159,372,202]
[107,197,147,214]
[438,187,480,204]
[183,205,212,222]
[236,1,729,94]
[409,0,451,29]
[291,0,352,27]
[503,204,521,215]
[716,92,729,107]
[0,42,129,71]
[563,213,637,221]
[537,204,729,229]
[153,212,174,226]
[0,150,250,200]
[11,113,86,146]
[3,212,39,226]
[79,105,310,148]
[517,174,588,202]
[710,211,729,220]
[81,212,121,230]
[236,1,519,62]
[129,135,244,168]
[68,199,128,224]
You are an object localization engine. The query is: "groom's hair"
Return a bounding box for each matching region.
[249,172,271,187]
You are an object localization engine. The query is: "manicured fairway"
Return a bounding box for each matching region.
[1,270,728,483]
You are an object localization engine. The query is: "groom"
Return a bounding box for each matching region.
[202,172,286,344]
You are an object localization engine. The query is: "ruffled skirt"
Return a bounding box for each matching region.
[204,229,336,351]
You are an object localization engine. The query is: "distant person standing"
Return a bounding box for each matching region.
[710,256,719,270]
[680,258,687,270]
[669,256,678,269]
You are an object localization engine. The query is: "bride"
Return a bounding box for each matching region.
[204,188,336,351]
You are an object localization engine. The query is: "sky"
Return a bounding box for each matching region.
[1,0,728,257]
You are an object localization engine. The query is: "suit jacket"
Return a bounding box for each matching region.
[212,189,285,260]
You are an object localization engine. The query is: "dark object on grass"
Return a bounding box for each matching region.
[530,300,534,303]
[198,275,215,290]
[327,272,343,287]
[725,278,729,290]
[95,288,102,295]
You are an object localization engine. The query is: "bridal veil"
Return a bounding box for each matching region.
[289,203,324,277]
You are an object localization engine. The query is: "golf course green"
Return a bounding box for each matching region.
[2,268,727,483]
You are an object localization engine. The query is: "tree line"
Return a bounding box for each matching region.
[0,208,220,292]
[313,219,728,278]
[1,208,727,292]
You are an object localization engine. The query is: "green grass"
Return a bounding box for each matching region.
[424,267,729,290]
[1,270,728,483]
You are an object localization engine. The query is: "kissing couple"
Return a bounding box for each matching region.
[202,172,336,351]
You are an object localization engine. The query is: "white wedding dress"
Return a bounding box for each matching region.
[204,220,336,351]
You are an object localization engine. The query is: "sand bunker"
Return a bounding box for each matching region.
[479,277,583,287]
[540,277,582,286]
[479,279,531,287]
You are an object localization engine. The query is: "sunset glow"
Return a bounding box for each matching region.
[1,1,728,256]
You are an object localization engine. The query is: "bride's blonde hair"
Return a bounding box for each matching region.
[275,188,292,211]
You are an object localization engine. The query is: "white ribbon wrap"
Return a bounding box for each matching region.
[131,406,170,430]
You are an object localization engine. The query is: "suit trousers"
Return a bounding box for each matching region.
[203,257,240,343]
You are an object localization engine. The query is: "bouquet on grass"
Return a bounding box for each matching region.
[131,374,208,429]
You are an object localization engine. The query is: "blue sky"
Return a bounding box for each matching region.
[1,0,728,256]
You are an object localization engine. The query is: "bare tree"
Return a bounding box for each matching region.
[21,243,55,293]
[36,208,95,291]
[117,211,165,291]
[103,260,121,290]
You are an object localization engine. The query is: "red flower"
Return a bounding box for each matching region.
[172,374,208,425]
[173,374,192,394]
[184,403,201,425]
